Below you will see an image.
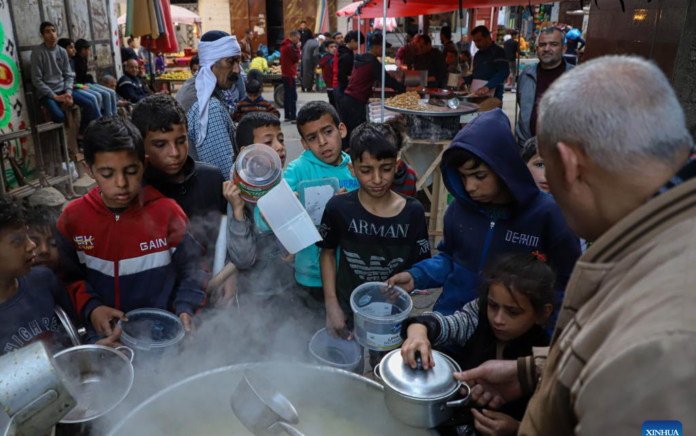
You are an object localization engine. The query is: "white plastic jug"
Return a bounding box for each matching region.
[257,180,322,254]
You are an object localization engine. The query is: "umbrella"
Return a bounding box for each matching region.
[119,4,202,26]
[373,17,397,31]
[316,0,331,34]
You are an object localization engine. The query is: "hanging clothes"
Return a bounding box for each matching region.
[141,0,180,54]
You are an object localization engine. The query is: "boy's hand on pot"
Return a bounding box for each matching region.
[90,306,127,336]
[471,409,519,436]
[387,272,415,292]
[401,324,434,369]
[326,303,351,340]
[95,325,122,348]
[456,360,521,409]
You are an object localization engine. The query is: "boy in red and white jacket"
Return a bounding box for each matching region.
[57,116,208,339]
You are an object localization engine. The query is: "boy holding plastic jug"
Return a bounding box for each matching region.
[249,102,359,310]
[317,123,431,365]
[56,117,208,335]
[132,94,228,271]
[223,113,299,310]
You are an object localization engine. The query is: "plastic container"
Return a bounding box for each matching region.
[350,282,413,351]
[257,179,322,254]
[308,328,362,373]
[298,178,339,226]
[119,308,185,356]
[230,144,283,204]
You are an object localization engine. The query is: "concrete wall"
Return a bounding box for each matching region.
[199,0,232,34]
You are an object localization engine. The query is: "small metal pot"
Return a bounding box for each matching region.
[53,345,135,424]
[374,349,471,429]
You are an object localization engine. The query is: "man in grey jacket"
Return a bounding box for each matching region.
[515,27,573,146]
[31,21,101,132]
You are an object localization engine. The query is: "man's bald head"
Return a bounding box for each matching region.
[124,59,139,76]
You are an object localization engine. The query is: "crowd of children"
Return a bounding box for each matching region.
[7,27,587,435]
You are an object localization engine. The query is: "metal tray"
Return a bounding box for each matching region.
[384,102,479,117]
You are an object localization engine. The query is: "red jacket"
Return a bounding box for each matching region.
[280,38,299,78]
[56,186,208,321]
[319,53,335,90]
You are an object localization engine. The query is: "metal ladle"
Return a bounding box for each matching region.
[230,369,307,436]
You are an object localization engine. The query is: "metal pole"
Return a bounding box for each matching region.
[380,0,387,122]
[358,17,361,53]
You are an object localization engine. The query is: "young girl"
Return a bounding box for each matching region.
[401,252,555,436]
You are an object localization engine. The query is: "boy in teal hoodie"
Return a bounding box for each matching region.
[283,102,358,303]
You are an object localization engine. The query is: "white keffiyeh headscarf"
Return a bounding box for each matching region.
[195,35,241,146]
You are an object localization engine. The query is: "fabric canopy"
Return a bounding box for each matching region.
[119,4,202,26]
[342,0,556,18]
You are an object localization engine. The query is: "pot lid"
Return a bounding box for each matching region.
[379,349,461,400]
[119,308,185,350]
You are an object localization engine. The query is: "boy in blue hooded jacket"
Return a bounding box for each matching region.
[388,109,580,315]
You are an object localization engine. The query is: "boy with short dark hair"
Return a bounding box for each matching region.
[319,40,337,109]
[232,79,280,122]
[32,22,101,132]
[26,205,61,273]
[0,198,120,355]
[388,109,580,316]
[224,112,292,304]
[317,122,431,343]
[74,38,118,116]
[132,94,227,269]
[57,116,208,336]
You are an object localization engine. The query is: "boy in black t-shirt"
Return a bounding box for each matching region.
[317,123,431,343]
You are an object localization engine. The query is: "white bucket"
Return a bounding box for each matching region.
[308,328,362,373]
[350,282,412,351]
[257,179,322,254]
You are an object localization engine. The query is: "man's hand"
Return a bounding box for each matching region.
[223,181,246,222]
[90,306,127,336]
[471,409,520,436]
[95,325,122,348]
[473,86,491,97]
[457,360,521,409]
[401,323,434,369]
[326,301,351,339]
[179,313,195,333]
[386,271,415,292]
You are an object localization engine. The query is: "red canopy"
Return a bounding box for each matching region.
[343,0,552,18]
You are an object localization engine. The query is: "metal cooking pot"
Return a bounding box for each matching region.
[105,363,440,436]
[374,349,471,429]
[53,345,135,424]
[0,342,76,436]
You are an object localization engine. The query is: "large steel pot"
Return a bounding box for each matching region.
[106,363,440,436]
[374,350,471,429]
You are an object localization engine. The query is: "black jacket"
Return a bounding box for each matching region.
[299,29,313,47]
[144,156,227,267]
[344,53,405,103]
[117,73,147,103]
[336,45,354,92]
[73,56,94,84]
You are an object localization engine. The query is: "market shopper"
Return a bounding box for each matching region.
[458,56,696,435]
[414,35,448,88]
[319,40,338,109]
[504,31,520,89]
[395,32,418,70]
[185,30,242,179]
[298,21,312,48]
[466,26,509,99]
[516,27,573,146]
[441,27,459,71]
[280,31,301,122]
[334,30,363,109]
[339,34,406,151]
[301,32,320,92]
[240,29,254,70]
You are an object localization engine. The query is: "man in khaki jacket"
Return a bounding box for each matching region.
[457,56,696,435]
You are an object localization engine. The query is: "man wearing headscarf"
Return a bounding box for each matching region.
[178,31,241,180]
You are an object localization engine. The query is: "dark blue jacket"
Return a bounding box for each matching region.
[408,109,580,315]
[466,43,509,99]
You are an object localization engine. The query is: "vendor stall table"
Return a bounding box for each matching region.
[154,78,188,95]
[374,100,479,245]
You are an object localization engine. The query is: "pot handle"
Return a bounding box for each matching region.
[445,382,471,408]
[373,363,383,383]
[116,346,135,363]
[273,421,308,436]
